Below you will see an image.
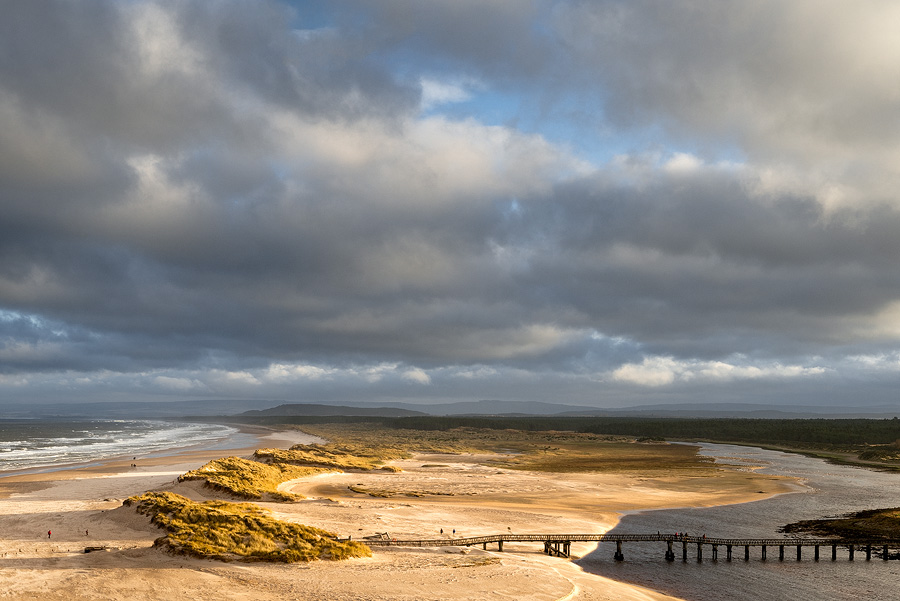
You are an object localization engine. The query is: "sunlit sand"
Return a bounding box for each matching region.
[0,429,794,601]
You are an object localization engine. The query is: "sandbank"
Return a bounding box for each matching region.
[0,431,796,601]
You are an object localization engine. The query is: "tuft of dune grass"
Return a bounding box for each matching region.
[125,491,371,562]
[179,456,332,500]
[254,444,408,471]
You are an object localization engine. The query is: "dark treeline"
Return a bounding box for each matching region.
[205,414,900,447]
[386,416,900,446]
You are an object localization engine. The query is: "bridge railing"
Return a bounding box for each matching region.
[363,533,900,548]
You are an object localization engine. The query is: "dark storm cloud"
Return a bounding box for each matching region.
[2,0,900,404]
[516,169,900,357]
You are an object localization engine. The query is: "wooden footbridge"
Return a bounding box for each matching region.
[364,533,900,562]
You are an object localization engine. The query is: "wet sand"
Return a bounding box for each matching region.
[0,430,794,600]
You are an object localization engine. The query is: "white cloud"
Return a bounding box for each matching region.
[611,356,827,387]
[264,363,335,382]
[401,367,432,385]
[420,77,475,111]
[452,366,499,380]
[663,152,703,175]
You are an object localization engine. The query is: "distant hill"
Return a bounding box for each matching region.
[237,403,426,418]
[4,398,898,421]
[325,399,603,416]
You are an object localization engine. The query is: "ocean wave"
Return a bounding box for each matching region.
[0,420,237,473]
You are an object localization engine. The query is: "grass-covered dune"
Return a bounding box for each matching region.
[297,423,708,475]
[254,444,406,472]
[125,492,371,562]
[180,442,412,501]
[178,456,331,501]
[782,508,900,540]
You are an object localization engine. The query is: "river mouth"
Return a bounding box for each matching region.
[580,443,900,601]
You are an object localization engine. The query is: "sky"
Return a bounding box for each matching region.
[3,0,900,408]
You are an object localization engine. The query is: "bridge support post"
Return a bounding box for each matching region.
[544,541,549,555]
[665,540,675,561]
[849,545,855,560]
[498,540,503,552]
[884,545,889,560]
[866,544,871,561]
[761,545,766,560]
[564,542,570,557]
[726,545,732,561]
[796,545,801,561]
[614,540,624,561]
[682,541,687,562]
[744,545,749,561]
[832,545,837,561]
[483,542,487,550]
[779,545,784,561]
[696,543,702,562]
[712,544,718,561]
[814,545,819,561]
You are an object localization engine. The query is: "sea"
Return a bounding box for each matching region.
[0,418,245,474]
[581,443,900,601]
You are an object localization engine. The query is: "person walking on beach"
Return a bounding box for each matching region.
[47,530,51,539]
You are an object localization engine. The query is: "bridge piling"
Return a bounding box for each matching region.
[682,540,687,562]
[726,544,732,561]
[744,545,749,561]
[779,545,784,561]
[614,540,624,561]
[665,539,675,561]
[866,544,871,561]
[712,544,718,561]
[796,545,801,561]
[498,540,503,552]
[883,545,888,560]
[696,543,702,561]
[849,544,855,560]
[761,545,767,560]
[832,545,837,561]
[814,545,819,561]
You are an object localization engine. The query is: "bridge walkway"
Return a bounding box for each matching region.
[363,533,900,562]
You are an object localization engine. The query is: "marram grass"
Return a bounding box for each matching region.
[179,456,331,500]
[296,423,710,474]
[125,491,371,562]
[782,507,900,539]
[254,444,406,471]
[180,440,410,501]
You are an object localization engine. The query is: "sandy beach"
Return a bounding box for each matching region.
[0,429,795,601]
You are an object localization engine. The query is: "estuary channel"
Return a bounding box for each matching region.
[580,444,900,601]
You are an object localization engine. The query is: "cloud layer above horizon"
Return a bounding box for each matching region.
[3,0,900,407]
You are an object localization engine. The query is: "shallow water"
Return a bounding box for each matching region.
[579,444,900,601]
